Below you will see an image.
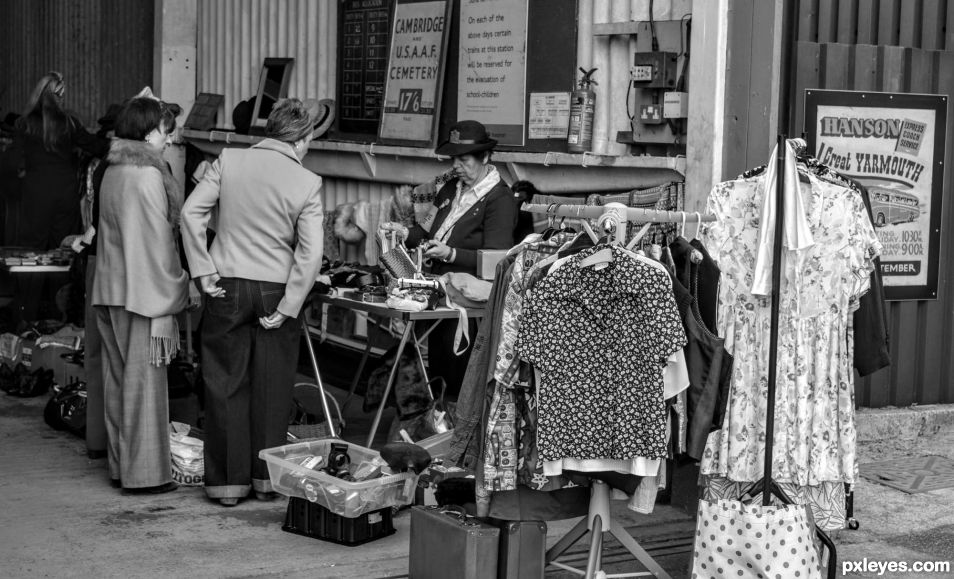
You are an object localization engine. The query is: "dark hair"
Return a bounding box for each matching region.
[17,71,71,152]
[114,97,165,140]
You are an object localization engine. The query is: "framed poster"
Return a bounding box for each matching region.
[805,89,946,301]
[457,0,529,146]
[337,0,394,136]
[378,0,452,146]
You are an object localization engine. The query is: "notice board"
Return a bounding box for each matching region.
[336,0,395,137]
[437,0,577,153]
[378,0,453,146]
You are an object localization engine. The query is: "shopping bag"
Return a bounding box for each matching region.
[287,382,345,441]
[43,380,87,438]
[170,421,204,486]
[691,498,822,578]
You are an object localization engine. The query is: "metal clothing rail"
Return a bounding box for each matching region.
[522,201,716,224]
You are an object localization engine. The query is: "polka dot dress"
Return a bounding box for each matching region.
[691,499,822,578]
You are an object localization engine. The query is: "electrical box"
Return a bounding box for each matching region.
[631,51,678,89]
[663,92,688,118]
[638,104,664,125]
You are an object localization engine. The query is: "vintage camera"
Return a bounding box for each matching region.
[325,442,352,479]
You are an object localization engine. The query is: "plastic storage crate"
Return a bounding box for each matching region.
[259,438,417,518]
[283,496,395,546]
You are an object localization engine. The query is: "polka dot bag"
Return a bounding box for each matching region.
[691,498,822,579]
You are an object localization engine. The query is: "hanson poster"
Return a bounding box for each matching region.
[805,90,946,301]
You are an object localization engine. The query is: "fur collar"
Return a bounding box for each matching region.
[106,138,183,228]
[108,138,167,167]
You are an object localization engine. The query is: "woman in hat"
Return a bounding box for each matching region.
[92,96,188,494]
[181,98,330,506]
[404,119,517,397]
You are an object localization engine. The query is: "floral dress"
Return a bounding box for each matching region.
[699,173,881,530]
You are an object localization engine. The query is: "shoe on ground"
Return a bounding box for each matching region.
[88,449,107,460]
[110,478,122,489]
[255,491,278,501]
[122,481,178,495]
[219,497,239,507]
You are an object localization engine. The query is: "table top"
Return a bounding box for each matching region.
[8,265,71,273]
[314,291,485,321]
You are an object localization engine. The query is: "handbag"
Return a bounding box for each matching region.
[287,382,345,441]
[378,230,420,280]
[362,345,430,417]
[691,498,822,578]
[43,380,87,438]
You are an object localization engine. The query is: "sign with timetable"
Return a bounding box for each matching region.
[337,0,394,135]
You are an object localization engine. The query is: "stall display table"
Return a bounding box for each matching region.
[0,248,74,324]
[311,291,484,447]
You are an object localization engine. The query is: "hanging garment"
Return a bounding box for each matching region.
[700,173,881,504]
[518,244,687,463]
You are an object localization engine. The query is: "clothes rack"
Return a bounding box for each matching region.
[517,201,713,579]
[740,135,838,578]
[522,202,716,225]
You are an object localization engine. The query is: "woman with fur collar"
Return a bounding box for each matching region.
[92,97,188,494]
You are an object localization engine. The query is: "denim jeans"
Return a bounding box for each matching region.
[200,278,301,499]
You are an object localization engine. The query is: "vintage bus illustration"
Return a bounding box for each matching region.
[868,185,920,227]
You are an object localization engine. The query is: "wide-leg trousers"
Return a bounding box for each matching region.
[200,278,300,500]
[96,306,172,488]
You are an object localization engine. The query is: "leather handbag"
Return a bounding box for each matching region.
[409,505,499,579]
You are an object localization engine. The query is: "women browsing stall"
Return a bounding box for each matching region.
[92,97,188,494]
[399,120,517,397]
[181,98,328,507]
[15,72,109,249]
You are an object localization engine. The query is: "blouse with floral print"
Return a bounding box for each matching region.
[518,244,687,462]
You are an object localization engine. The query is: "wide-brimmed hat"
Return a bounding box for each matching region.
[303,98,335,139]
[435,120,497,157]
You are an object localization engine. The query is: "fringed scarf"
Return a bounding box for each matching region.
[108,138,184,366]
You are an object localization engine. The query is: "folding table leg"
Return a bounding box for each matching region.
[344,337,373,408]
[366,321,415,447]
[300,318,337,438]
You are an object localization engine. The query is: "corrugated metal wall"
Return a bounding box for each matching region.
[579,0,693,155]
[796,0,954,50]
[793,42,954,408]
[0,0,154,127]
[197,0,337,129]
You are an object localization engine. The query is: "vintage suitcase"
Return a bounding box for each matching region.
[409,505,499,579]
[498,520,547,579]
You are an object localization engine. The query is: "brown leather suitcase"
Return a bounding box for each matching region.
[498,520,547,579]
[409,505,499,579]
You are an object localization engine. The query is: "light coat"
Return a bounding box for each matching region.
[92,139,188,318]
[180,138,324,318]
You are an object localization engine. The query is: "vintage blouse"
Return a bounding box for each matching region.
[700,173,881,488]
[518,244,687,463]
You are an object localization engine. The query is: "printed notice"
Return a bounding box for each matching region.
[379,0,449,143]
[458,0,529,146]
[807,90,946,301]
[528,92,570,139]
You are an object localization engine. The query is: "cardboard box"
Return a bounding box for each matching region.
[477,249,510,280]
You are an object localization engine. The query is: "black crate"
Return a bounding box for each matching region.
[282,497,395,546]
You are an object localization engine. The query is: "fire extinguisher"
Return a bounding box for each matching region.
[567,67,597,153]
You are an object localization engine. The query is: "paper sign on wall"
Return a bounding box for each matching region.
[457,0,529,146]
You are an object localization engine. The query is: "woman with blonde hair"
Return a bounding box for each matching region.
[15,71,107,249]
[182,97,328,506]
